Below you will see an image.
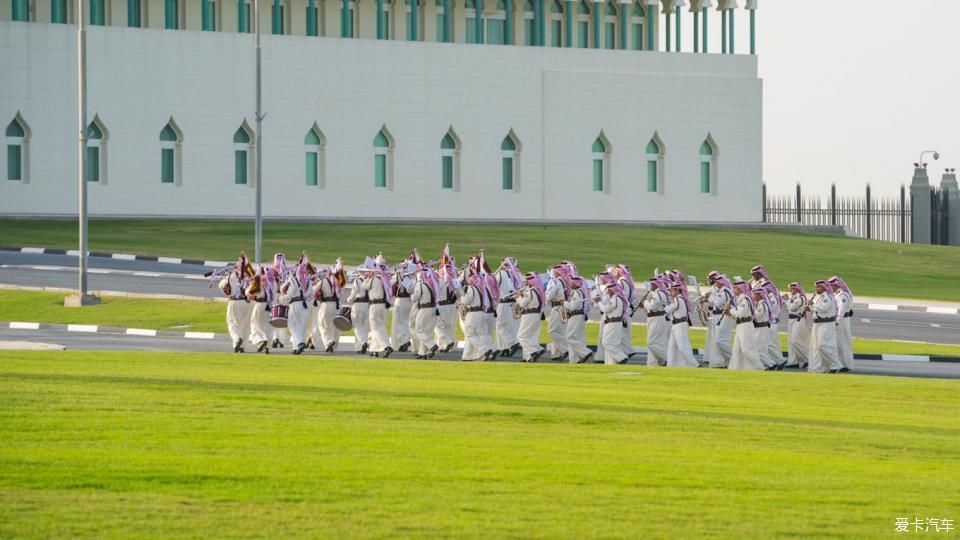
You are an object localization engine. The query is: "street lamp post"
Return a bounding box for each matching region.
[254,0,264,264]
[918,150,940,168]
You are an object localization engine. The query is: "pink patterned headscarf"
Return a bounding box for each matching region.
[467,267,489,311]
[614,264,636,301]
[525,272,546,313]
[815,280,834,294]
[752,287,774,320]
[751,265,770,281]
[734,280,755,315]
[669,282,694,319]
[789,281,806,297]
[501,257,524,290]
[571,275,592,316]
[294,263,310,294]
[598,272,628,318]
[484,273,500,311]
[418,264,439,301]
[272,253,289,281]
[715,274,735,300]
[828,276,853,297]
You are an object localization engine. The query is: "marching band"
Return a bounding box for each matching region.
[211,245,856,373]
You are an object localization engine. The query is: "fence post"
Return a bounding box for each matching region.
[865,183,872,239]
[762,183,767,222]
[911,166,932,244]
[900,184,906,243]
[830,183,837,226]
[795,183,802,223]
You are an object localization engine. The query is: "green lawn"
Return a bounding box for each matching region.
[4,290,960,357]
[0,351,957,537]
[2,219,960,301]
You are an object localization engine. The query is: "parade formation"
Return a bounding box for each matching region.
[209,246,856,374]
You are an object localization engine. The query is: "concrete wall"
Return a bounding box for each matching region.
[0,21,763,221]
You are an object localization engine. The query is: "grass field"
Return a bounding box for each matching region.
[0,351,958,537]
[3,290,960,357]
[3,219,960,301]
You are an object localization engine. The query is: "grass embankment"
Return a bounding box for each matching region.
[2,219,959,301]
[0,352,958,537]
[3,290,959,357]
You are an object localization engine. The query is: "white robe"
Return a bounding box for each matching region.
[619,278,637,357]
[729,295,764,370]
[459,284,496,360]
[766,291,784,367]
[220,272,253,346]
[315,277,342,351]
[643,290,670,367]
[808,293,842,373]
[347,278,370,352]
[248,291,272,345]
[753,300,777,369]
[516,289,545,360]
[665,296,698,367]
[703,285,734,368]
[390,280,414,349]
[563,288,592,363]
[545,278,568,357]
[409,281,438,356]
[434,283,458,350]
[599,294,629,365]
[280,276,311,348]
[494,270,519,351]
[784,293,810,366]
[835,290,855,370]
[361,276,390,353]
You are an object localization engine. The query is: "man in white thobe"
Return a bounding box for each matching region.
[248,269,272,354]
[347,277,370,354]
[494,265,521,357]
[643,281,670,367]
[458,277,497,361]
[598,287,629,365]
[434,281,458,353]
[728,282,764,370]
[665,285,698,367]
[515,279,546,362]
[563,278,594,364]
[702,272,734,368]
[359,272,393,358]
[315,272,342,353]
[784,282,811,368]
[390,273,414,352]
[808,280,843,373]
[545,273,569,361]
[830,276,855,372]
[409,272,439,359]
[280,270,311,355]
[219,266,253,353]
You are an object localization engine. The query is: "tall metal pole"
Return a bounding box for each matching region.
[254,0,264,264]
[78,0,89,296]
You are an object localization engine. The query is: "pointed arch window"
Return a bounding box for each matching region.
[592,134,610,193]
[379,0,393,39]
[86,119,107,184]
[699,138,717,194]
[522,0,535,45]
[629,2,644,50]
[237,0,252,32]
[486,0,507,44]
[233,125,253,185]
[159,121,182,185]
[501,133,520,191]
[549,0,563,46]
[306,0,320,36]
[202,0,218,30]
[342,0,357,37]
[373,128,394,189]
[465,0,482,43]
[603,1,617,49]
[404,0,423,40]
[645,137,663,193]
[305,127,326,187]
[165,0,181,29]
[5,116,29,183]
[435,0,452,41]
[575,0,590,48]
[128,0,144,26]
[440,131,461,191]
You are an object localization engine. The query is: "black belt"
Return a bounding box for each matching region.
[254,296,267,303]
[439,299,455,306]
[370,299,387,305]
[843,310,854,318]
[647,310,665,317]
[320,295,338,302]
[711,309,725,315]
[789,314,802,320]
[521,309,540,315]
[604,317,623,324]
[466,306,484,313]
[289,296,304,302]
[753,321,770,328]
[672,317,689,325]
[568,309,584,316]
[736,317,753,324]
[395,292,410,298]
[550,301,563,307]
[499,298,515,304]
[229,298,247,302]
[418,302,436,309]
[815,317,836,324]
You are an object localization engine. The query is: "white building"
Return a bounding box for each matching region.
[0,0,762,222]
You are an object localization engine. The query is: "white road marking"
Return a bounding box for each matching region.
[126,328,158,337]
[21,247,45,254]
[9,322,41,330]
[66,250,80,256]
[931,323,941,328]
[67,324,98,333]
[881,354,929,363]
[205,261,229,267]
[927,307,959,315]
[112,253,137,261]
[158,257,182,264]
[88,268,111,274]
[133,272,162,277]
[184,332,216,339]
[868,304,899,311]
[860,318,871,323]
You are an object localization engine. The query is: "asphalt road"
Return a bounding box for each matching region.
[3,326,959,380]
[3,252,959,345]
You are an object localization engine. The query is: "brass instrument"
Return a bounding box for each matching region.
[512,301,523,319]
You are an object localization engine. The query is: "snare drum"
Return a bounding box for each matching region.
[269,304,290,328]
[333,306,353,332]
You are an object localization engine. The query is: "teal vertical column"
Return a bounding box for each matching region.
[531,0,539,45]
[701,7,707,53]
[443,0,451,41]
[674,6,680,52]
[52,0,63,23]
[565,0,573,46]
[645,3,653,51]
[273,0,282,34]
[237,0,246,31]
[728,8,734,53]
[749,8,755,55]
[693,9,698,52]
[592,1,599,48]
[475,0,483,43]
[506,0,514,44]
[341,0,349,36]
[164,0,176,28]
[619,2,626,49]
[540,0,546,45]
[411,0,418,40]
[721,8,726,54]
[665,11,670,51]
[12,0,26,20]
[307,0,317,35]
[376,0,383,37]
[128,0,139,26]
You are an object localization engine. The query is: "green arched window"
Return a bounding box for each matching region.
[441,133,456,190]
[630,2,644,50]
[6,118,26,182]
[128,0,143,27]
[523,0,535,46]
[549,0,563,47]
[51,0,68,23]
[164,0,179,29]
[238,0,252,32]
[645,138,660,193]
[305,127,325,187]
[699,140,714,194]
[234,126,251,185]
[435,0,450,42]
[202,0,217,31]
[374,129,391,188]
[160,123,179,184]
[501,134,519,191]
[603,2,617,49]
[591,137,607,192]
[576,0,590,48]
[465,0,482,43]
[86,121,104,183]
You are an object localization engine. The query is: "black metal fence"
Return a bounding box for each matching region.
[763,183,912,243]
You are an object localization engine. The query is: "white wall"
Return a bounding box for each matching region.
[0,21,762,221]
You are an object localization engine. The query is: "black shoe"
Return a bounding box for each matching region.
[530,349,544,362]
[559,352,569,362]
[551,355,563,362]
[234,339,243,353]
[306,338,314,350]
[295,343,306,355]
[416,354,425,359]
[579,351,594,364]
[510,343,521,356]
[325,342,335,353]
[839,367,850,373]
[776,363,785,371]
[829,369,839,373]
[443,342,455,353]
[383,347,393,358]
[617,358,629,364]
[399,341,411,352]
[361,343,368,354]
[483,350,493,361]
[427,344,439,359]
[370,352,380,358]
[500,348,511,358]
[490,349,500,361]
[257,341,268,353]
[272,338,283,348]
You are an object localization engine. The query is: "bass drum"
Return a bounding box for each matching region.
[270,304,290,328]
[333,306,353,332]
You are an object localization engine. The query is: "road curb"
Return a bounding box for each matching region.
[0,245,225,268]
[0,284,226,303]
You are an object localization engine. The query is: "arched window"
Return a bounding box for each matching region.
[440,129,460,191]
[501,132,520,191]
[90,0,107,25]
[11,0,32,21]
[5,115,29,183]
[238,0,252,32]
[233,124,253,185]
[522,0,535,45]
[699,137,717,194]
[592,133,610,192]
[486,0,507,44]
[52,0,69,23]
[434,0,452,41]
[342,0,357,37]
[603,1,617,49]
[645,135,664,194]
[304,126,326,187]
[629,2,644,50]
[380,0,393,39]
[575,0,590,48]
[202,0,217,31]
[404,0,423,40]
[465,0,482,43]
[86,117,108,184]
[549,0,563,46]
[159,120,182,185]
[128,0,144,27]
[272,0,289,34]
[373,127,394,189]
[164,0,182,29]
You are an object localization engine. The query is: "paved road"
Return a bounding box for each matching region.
[3,252,959,345]
[3,326,959,380]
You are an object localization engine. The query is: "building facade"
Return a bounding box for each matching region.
[0,0,762,222]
